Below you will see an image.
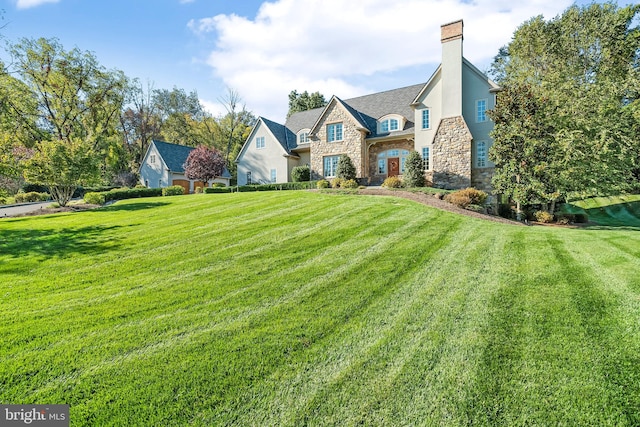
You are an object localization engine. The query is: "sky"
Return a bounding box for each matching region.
[0,0,634,122]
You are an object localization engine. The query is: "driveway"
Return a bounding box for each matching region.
[0,201,54,218]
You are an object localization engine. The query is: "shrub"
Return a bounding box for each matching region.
[211,182,227,188]
[84,192,105,205]
[204,187,232,194]
[162,185,185,196]
[194,187,203,194]
[21,183,48,194]
[15,191,48,203]
[534,210,554,223]
[444,187,487,208]
[336,155,357,181]
[403,150,425,187]
[341,179,358,189]
[103,187,163,202]
[330,178,344,189]
[317,180,330,189]
[555,213,575,224]
[466,204,486,213]
[112,171,139,188]
[382,176,404,188]
[574,213,589,223]
[291,165,311,182]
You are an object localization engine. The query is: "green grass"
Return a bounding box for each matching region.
[1,191,640,426]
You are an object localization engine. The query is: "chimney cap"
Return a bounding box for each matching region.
[441,19,463,43]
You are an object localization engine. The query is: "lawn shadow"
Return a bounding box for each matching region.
[0,225,124,258]
[99,201,171,212]
[568,200,640,231]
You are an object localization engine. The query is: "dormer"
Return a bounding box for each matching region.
[377,114,406,134]
[297,128,311,144]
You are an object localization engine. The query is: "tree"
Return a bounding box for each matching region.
[153,86,205,145]
[183,146,225,187]
[489,3,640,209]
[336,154,356,181]
[403,150,425,188]
[218,88,256,177]
[288,90,327,117]
[23,138,100,206]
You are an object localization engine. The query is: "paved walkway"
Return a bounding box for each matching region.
[0,201,53,218]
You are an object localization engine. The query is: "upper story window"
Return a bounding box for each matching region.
[327,123,343,142]
[422,147,430,170]
[378,114,404,134]
[150,154,156,164]
[477,141,487,167]
[298,132,309,144]
[380,118,399,133]
[256,136,265,149]
[476,99,487,123]
[422,109,430,129]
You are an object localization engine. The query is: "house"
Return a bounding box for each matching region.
[235,20,499,193]
[139,140,231,193]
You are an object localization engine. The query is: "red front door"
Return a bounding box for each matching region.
[388,157,400,177]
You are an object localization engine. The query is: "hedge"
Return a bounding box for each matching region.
[204,187,232,194]
[103,187,163,202]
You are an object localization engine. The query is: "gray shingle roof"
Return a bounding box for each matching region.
[152,140,231,178]
[279,82,426,144]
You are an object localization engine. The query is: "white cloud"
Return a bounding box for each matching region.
[190,0,574,121]
[16,0,59,9]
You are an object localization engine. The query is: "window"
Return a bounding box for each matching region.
[270,169,277,183]
[476,99,487,123]
[327,123,343,142]
[378,159,386,174]
[380,118,399,132]
[150,154,156,164]
[422,109,430,129]
[422,147,430,170]
[256,136,265,149]
[477,141,487,167]
[246,171,252,185]
[323,155,340,177]
[298,132,309,144]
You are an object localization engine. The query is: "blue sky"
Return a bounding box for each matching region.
[0,0,632,121]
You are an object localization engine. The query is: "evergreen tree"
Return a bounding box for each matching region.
[336,154,356,181]
[403,150,425,188]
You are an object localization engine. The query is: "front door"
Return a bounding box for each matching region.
[388,157,400,177]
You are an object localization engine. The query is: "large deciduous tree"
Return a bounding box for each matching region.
[183,145,225,186]
[5,37,129,193]
[489,3,640,210]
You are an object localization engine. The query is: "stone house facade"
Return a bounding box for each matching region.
[235,20,499,193]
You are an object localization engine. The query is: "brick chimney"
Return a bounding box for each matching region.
[440,20,463,118]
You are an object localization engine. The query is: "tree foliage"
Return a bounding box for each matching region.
[183,145,226,186]
[23,138,100,206]
[287,90,327,117]
[489,3,640,210]
[403,150,425,188]
[336,154,357,181]
[291,165,310,182]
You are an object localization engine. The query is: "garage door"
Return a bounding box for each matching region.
[172,179,190,193]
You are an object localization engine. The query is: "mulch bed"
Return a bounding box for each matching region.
[355,188,524,226]
[7,204,101,218]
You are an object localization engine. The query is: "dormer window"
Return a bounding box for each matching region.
[378,115,404,134]
[298,129,310,144]
[380,118,399,132]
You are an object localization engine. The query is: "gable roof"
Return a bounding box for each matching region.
[152,140,193,173]
[282,83,425,141]
[151,140,231,178]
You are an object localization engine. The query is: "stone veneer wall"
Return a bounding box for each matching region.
[471,167,494,193]
[432,116,472,189]
[310,103,365,180]
[368,140,414,185]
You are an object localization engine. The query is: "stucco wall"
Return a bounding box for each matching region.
[462,63,496,170]
[237,121,289,185]
[139,144,169,188]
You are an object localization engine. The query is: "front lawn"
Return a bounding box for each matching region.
[1,192,639,426]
